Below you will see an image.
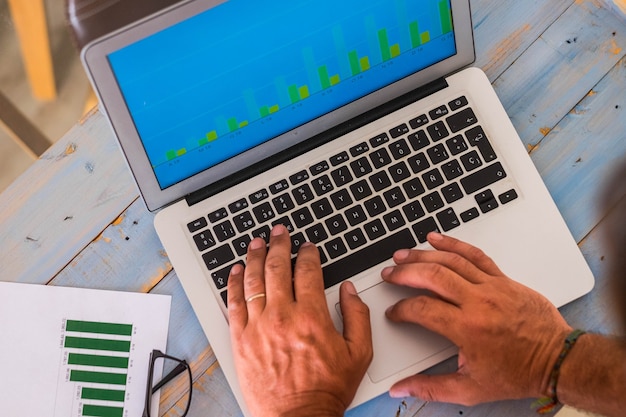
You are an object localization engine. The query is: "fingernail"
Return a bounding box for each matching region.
[249,238,264,250]
[230,264,243,275]
[272,224,286,236]
[394,249,410,261]
[389,387,409,398]
[381,266,394,279]
[428,231,444,241]
[343,281,357,295]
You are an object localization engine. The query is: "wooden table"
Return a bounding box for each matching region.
[1,1,625,416]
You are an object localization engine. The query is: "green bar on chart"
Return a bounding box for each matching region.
[82,404,124,417]
[390,44,401,58]
[176,148,186,157]
[360,56,370,71]
[299,85,310,99]
[260,106,270,117]
[70,370,127,385]
[64,336,131,352]
[288,84,300,103]
[66,320,132,336]
[207,130,218,142]
[239,120,249,128]
[378,28,391,61]
[227,117,239,132]
[269,104,280,114]
[330,74,340,86]
[318,65,331,89]
[409,21,421,47]
[166,150,176,161]
[82,387,126,402]
[68,353,129,369]
[348,50,361,76]
[439,0,452,34]
[421,31,431,44]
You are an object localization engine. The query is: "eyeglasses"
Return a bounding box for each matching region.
[143,349,193,417]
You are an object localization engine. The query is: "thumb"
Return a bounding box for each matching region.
[339,281,373,361]
[390,373,482,406]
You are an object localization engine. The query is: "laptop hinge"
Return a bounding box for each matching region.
[186,76,449,207]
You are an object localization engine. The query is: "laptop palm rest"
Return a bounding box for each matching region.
[337,282,455,383]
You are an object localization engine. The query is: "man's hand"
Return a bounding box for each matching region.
[383,232,572,405]
[228,225,373,417]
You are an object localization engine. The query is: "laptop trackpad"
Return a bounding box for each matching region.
[343,282,455,383]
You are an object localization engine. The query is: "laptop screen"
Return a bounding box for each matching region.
[107,0,456,190]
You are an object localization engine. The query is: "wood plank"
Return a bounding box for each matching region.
[0,109,137,284]
[7,0,56,100]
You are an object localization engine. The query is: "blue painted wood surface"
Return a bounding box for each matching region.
[0,1,624,416]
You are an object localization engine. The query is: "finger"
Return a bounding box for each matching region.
[427,232,503,276]
[243,237,268,315]
[293,242,326,308]
[381,261,471,305]
[389,373,484,406]
[386,294,462,343]
[340,281,373,365]
[227,263,247,335]
[264,225,295,305]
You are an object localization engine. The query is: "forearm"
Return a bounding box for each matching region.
[557,333,626,417]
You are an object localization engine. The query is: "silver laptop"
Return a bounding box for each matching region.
[82,0,594,414]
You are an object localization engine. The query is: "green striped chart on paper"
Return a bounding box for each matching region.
[62,319,133,417]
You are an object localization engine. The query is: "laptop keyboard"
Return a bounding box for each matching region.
[186,96,518,307]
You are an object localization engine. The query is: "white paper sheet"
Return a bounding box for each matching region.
[0,281,171,417]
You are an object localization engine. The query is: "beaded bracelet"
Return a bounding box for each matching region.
[532,329,586,414]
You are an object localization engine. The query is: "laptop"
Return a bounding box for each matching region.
[81,0,594,414]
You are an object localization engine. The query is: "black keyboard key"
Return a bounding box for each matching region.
[322,229,416,288]
[253,202,276,223]
[252,225,271,243]
[475,189,495,204]
[436,208,461,232]
[389,138,411,160]
[476,190,499,214]
[446,135,468,155]
[345,205,368,226]
[325,237,348,259]
[233,211,255,233]
[466,126,497,162]
[312,174,334,196]
[269,179,290,194]
[330,189,353,210]
[389,161,411,183]
[213,221,236,242]
[291,232,306,255]
[427,144,449,165]
[305,223,328,243]
[389,124,409,139]
[193,230,216,252]
[442,183,464,203]
[499,189,519,204]
[345,229,368,250]
[310,161,330,176]
[325,214,348,236]
[331,166,353,187]
[408,130,429,151]
[203,245,235,271]
[292,184,315,205]
[249,189,269,204]
[233,236,251,256]
[429,105,449,120]
[383,186,406,208]
[461,208,480,223]
[271,217,295,233]
[403,178,426,199]
[409,114,429,129]
[441,160,464,181]
[427,121,449,142]
[460,162,507,194]
[220,290,228,308]
[208,208,228,223]
[364,219,386,240]
[272,193,295,214]
[446,107,478,133]
[364,196,386,217]
[479,198,499,214]
[350,142,369,157]
[412,217,440,243]
[228,198,248,214]
[212,261,243,289]
[460,150,483,172]
[311,197,334,219]
[370,148,392,169]
[350,180,372,201]
[330,151,350,166]
[383,210,406,231]
[402,201,426,222]
[422,191,445,213]
[370,171,392,192]
[422,168,445,190]
[188,217,208,233]
[289,170,309,185]
[370,133,390,147]
[292,206,315,228]
[408,152,430,174]
[351,157,373,178]
[449,96,469,111]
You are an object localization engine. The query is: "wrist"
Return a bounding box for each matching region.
[261,392,347,417]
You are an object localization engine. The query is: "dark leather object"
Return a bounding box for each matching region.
[65,0,182,50]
